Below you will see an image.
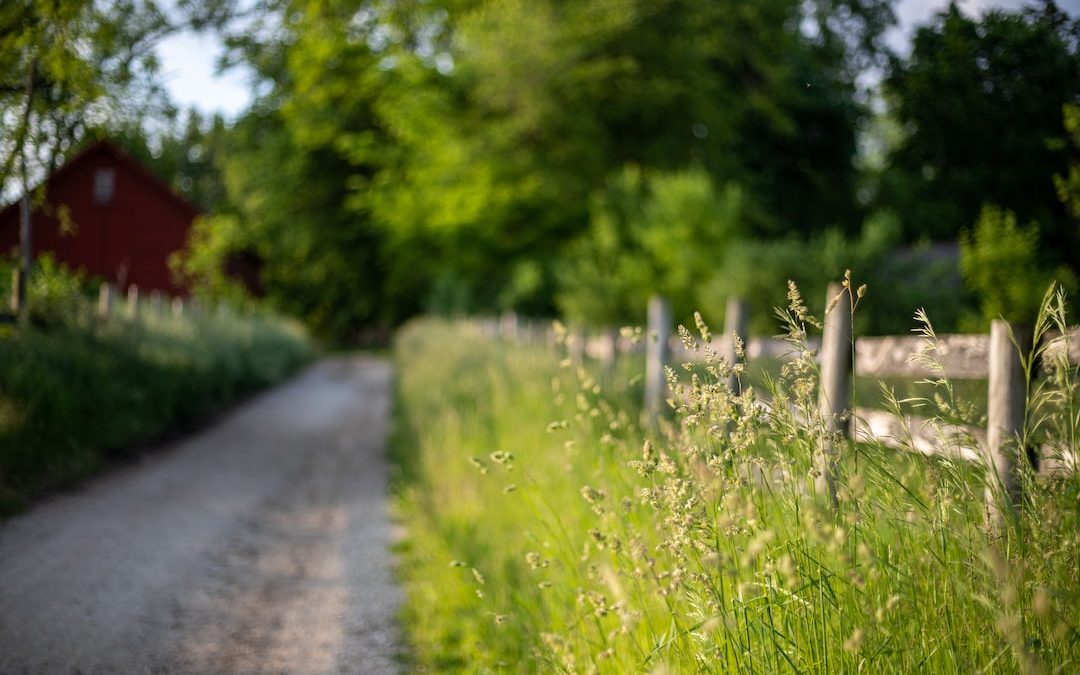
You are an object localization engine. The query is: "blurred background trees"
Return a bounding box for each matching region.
[877,2,1080,316]
[4,0,1079,342]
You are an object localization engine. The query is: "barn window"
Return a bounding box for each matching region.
[93,168,116,204]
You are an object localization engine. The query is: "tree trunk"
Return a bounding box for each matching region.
[15,58,36,318]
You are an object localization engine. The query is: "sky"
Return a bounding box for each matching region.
[155,30,252,119]
[155,0,1080,120]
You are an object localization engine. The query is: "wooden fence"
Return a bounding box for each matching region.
[3,278,189,322]
[482,283,1079,526]
[96,282,191,318]
[644,285,1079,525]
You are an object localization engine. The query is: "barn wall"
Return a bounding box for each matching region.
[0,144,196,296]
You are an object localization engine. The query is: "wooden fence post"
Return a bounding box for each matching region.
[10,267,20,313]
[127,285,139,318]
[171,297,184,317]
[599,327,619,376]
[817,283,852,502]
[499,311,518,341]
[645,295,672,430]
[723,297,750,395]
[16,188,30,317]
[985,320,1028,528]
[569,325,586,366]
[98,282,113,316]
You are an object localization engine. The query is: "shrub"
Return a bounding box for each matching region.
[557,165,747,328]
[960,205,1077,327]
[0,290,311,516]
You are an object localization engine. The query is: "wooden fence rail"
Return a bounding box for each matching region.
[855,333,991,379]
[473,287,1079,526]
[636,289,1077,525]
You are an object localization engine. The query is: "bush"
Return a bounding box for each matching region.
[561,190,971,337]
[960,205,1077,328]
[557,165,747,328]
[701,211,968,335]
[0,295,312,516]
[0,253,92,324]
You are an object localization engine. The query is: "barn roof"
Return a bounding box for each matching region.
[0,139,202,221]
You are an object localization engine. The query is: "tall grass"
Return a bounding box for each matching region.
[392,288,1079,673]
[0,293,312,515]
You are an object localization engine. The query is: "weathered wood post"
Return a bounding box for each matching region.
[98,282,114,316]
[126,285,139,318]
[723,297,750,395]
[569,325,586,367]
[817,283,852,502]
[10,268,20,313]
[171,297,184,317]
[599,327,619,377]
[544,320,558,350]
[985,320,1028,528]
[644,295,672,430]
[499,311,518,341]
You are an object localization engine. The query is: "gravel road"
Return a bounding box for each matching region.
[0,356,402,675]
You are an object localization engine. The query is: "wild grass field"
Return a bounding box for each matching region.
[392,291,1080,673]
[0,260,312,515]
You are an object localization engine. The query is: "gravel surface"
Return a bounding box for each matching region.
[0,356,402,675]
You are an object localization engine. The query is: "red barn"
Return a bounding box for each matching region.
[0,140,198,296]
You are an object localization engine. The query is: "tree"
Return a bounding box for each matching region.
[283,0,895,314]
[175,104,394,342]
[879,1,1080,266]
[108,109,230,212]
[179,0,896,337]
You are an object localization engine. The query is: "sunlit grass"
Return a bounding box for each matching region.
[392,295,1080,673]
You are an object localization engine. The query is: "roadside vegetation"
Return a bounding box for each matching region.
[392,286,1080,673]
[0,258,312,516]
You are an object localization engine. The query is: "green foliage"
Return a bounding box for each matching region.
[172,214,255,307]
[879,3,1080,271]
[562,195,966,337]
[1,251,97,324]
[637,171,746,305]
[0,271,312,515]
[1053,103,1080,221]
[23,254,87,320]
[174,108,392,343]
[555,166,650,327]
[107,109,231,212]
[960,205,1077,326]
[0,0,233,203]
[193,0,894,336]
[557,166,746,327]
[392,299,1080,672]
[704,210,969,335]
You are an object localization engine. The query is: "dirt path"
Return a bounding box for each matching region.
[0,356,402,675]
